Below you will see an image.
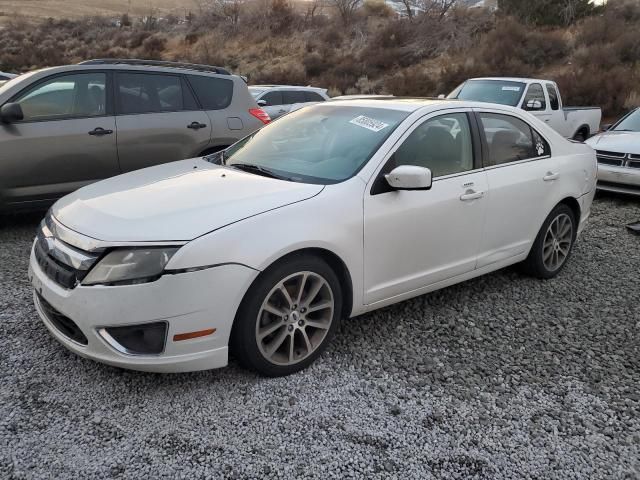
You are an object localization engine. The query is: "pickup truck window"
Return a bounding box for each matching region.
[522,83,546,111]
[450,80,525,107]
[546,84,560,110]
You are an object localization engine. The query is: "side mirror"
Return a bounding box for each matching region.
[601,123,612,132]
[385,165,432,191]
[437,94,446,99]
[257,99,267,107]
[524,99,543,111]
[0,102,24,124]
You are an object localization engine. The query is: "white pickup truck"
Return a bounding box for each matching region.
[447,77,602,141]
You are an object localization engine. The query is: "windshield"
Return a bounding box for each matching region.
[222,104,409,184]
[449,80,526,107]
[613,108,640,132]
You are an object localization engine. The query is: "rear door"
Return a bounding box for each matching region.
[545,83,570,137]
[0,71,119,205]
[258,90,287,120]
[475,110,557,268]
[114,71,211,172]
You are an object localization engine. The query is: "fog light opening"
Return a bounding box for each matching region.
[99,321,167,355]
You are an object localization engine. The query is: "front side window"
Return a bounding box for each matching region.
[260,91,283,107]
[546,83,559,110]
[393,113,474,178]
[223,105,409,184]
[117,73,194,114]
[449,80,526,107]
[14,73,106,121]
[187,75,233,110]
[283,91,307,104]
[479,113,550,166]
[522,83,546,111]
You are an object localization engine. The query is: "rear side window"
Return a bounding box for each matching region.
[117,73,194,114]
[15,72,106,121]
[187,75,233,110]
[283,91,306,104]
[305,91,326,102]
[478,113,550,166]
[522,83,546,111]
[546,83,559,110]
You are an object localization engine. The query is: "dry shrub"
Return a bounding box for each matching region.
[384,66,437,97]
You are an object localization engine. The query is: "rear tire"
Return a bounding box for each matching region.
[230,254,342,377]
[521,204,576,279]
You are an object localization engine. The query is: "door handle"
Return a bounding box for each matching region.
[460,189,484,201]
[88,127,113,136]
[543,171,559,182]
[187,122,207,130]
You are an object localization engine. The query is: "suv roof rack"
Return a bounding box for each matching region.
[79,59,231,75]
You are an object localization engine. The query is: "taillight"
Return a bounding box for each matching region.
[249,108,271,125]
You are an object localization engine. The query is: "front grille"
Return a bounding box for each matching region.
[599,180,640,193]
[596,150,626,159]
[37,293,88,345]
[34,234,88,289]
[629,161,640,169]
[629,154,640,161]
[597,157,624,166]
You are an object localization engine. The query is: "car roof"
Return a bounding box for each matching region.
[26,63,239,79]
[469,77,554,84]
[315,97,516,113]
[249,85,326,91]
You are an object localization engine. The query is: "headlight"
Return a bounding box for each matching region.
[83,247,179,286]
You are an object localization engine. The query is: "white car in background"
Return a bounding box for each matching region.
[448,77,602,141]
[586,107,640,196]
[0,71,17,81]
[249,85,329,120]
[29,99,596,377]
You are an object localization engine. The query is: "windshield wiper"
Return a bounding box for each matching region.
[229,163,293,181]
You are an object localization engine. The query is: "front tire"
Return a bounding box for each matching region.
[521,204,576,279]
[230,254,342,376]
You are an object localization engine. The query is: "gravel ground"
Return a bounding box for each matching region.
[1,194,639,479]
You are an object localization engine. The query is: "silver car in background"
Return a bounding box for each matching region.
[586,107,640,196]
[0,59,270,212]
[249,85,329,120]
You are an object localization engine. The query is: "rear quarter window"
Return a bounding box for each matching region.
[187,75,234,110]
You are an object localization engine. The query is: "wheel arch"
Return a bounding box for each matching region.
[253,247,354,320]
[198,145,230,157]
[572,124,590,140]
[558,196,581,225]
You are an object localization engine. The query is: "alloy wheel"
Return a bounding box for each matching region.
[256,271,334,366]
[542,213,573,272]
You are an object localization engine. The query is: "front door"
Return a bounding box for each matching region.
[0,71,119,206]
[114,72,211,173]
[363,111,488,305]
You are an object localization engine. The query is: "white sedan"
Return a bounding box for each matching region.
[29,99,597,376]
[586,107,640,196]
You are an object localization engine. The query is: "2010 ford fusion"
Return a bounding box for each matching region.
[29,99,597,376]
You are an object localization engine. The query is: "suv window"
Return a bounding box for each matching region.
[283,91,306,104]
[187,75,233,110]
[15,73,106,121]
[394,113,474,178]
[546,83,559,110]
[522,83,546,111]
[478,113,550,166]
[305,91,325,102]
[116,73,196,114]
[260,91,283,107]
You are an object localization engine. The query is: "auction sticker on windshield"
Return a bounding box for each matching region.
[350,115,389,132]
[502,86,521,91]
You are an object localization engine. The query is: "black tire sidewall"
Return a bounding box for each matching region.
[230,254,342,377]
[527,204,577,279]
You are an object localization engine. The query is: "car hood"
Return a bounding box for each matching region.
[586,131,640,155]
[53,158,324,242]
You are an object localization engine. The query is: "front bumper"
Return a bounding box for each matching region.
[29,247,258,373]
[597,164,640,196]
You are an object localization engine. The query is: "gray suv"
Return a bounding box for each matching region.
[0,59,269,212]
